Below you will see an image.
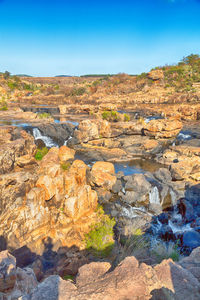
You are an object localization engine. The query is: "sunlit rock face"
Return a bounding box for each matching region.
[0,129,98,254]
[144,119,183,139]
[0,127,37,175]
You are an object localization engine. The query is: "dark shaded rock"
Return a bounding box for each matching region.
[36,123,75,146]
[12,246,37,268]
[183,231,200,249]
[154,168,172,183]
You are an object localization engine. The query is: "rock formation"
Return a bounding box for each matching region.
[1,248,200,299]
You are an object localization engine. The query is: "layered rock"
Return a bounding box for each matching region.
[0,127,37,174]
[0,250,37,298]
[0,141,98,253]
[157,144,200,182]
[90,161,116,190]
[148,69,164,81]
[144,119,183,139]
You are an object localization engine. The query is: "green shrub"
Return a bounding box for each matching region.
[63,275,74,282]
[101,110,119,122]
[35,147,48,160]
[60,162,71,171]
[0,99,8,111]
[102,110,110,120]
[0,105,8,111]
[54,84,60,90]
[151,241,181,263]
[124,113,130,122]
[7,80,19,90]
[71,87,86,96]
[37,112,52,119]
[85,205,116,257]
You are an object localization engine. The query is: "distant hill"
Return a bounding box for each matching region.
[80,74,114,78]
[16,74,33,77]
[55,75,72,77]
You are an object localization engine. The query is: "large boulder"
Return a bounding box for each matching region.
[0,127,36,174]
[148,69,164,81]
[90,161,116,190]
[119,174,152,206]
[58,145,75,162]
[144,119,182,139]
[0,251,16,293]
[74,120,99,143]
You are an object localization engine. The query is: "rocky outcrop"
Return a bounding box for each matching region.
[74,119,99,143]
[0,250,37,298]
[148,69,164,81]
[157,144,200,182]
[35,122,75,146]
[0,139,98,253]
[3,248,200,300]
[90,161,116,190]
[144,119,183,139]
[72,119,111,144]
[0,127,37,174]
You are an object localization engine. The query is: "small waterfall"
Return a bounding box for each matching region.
[33,128,58,148]
[64,136,72,146]
[120,205,151,219]
[177,132,191,141]
[149,186,160,205]
[170,189,177,206]
[168,220,192,234]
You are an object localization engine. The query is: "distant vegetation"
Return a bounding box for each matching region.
[0,53,200,105]
[16,74,33,77]
[80,74,113,78]
[55,75,72,77]
[151,54,200,92]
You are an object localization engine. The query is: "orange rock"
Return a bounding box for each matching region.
[36,175,56,200]
[144,119,182,138]
[148,69,164,81]
[58,146,75,162]
[91,161,116,189]
[143,139,159,150]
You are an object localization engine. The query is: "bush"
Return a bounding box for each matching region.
[151,241,181,263]
[3,71,10,80]
[35,147,48,160]
[60,162,71,171]
[102,110,119,122]
[71,87,86,96]
[7,80,19,90]
[124,113,130,122]
[0,105,8,111]
[37,112,52,119]
[63,275,74,282]
[0,99,8,111]
[85,205,116,257]
[102,110,111,120]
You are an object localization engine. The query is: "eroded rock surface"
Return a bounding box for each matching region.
[2,249,200,300]
[144,119,183,139]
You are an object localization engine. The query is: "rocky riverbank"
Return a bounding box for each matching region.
[1,106,200,299]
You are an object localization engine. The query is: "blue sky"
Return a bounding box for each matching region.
[0,0,200,76]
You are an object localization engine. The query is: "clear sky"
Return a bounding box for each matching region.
[0,0,200,76]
